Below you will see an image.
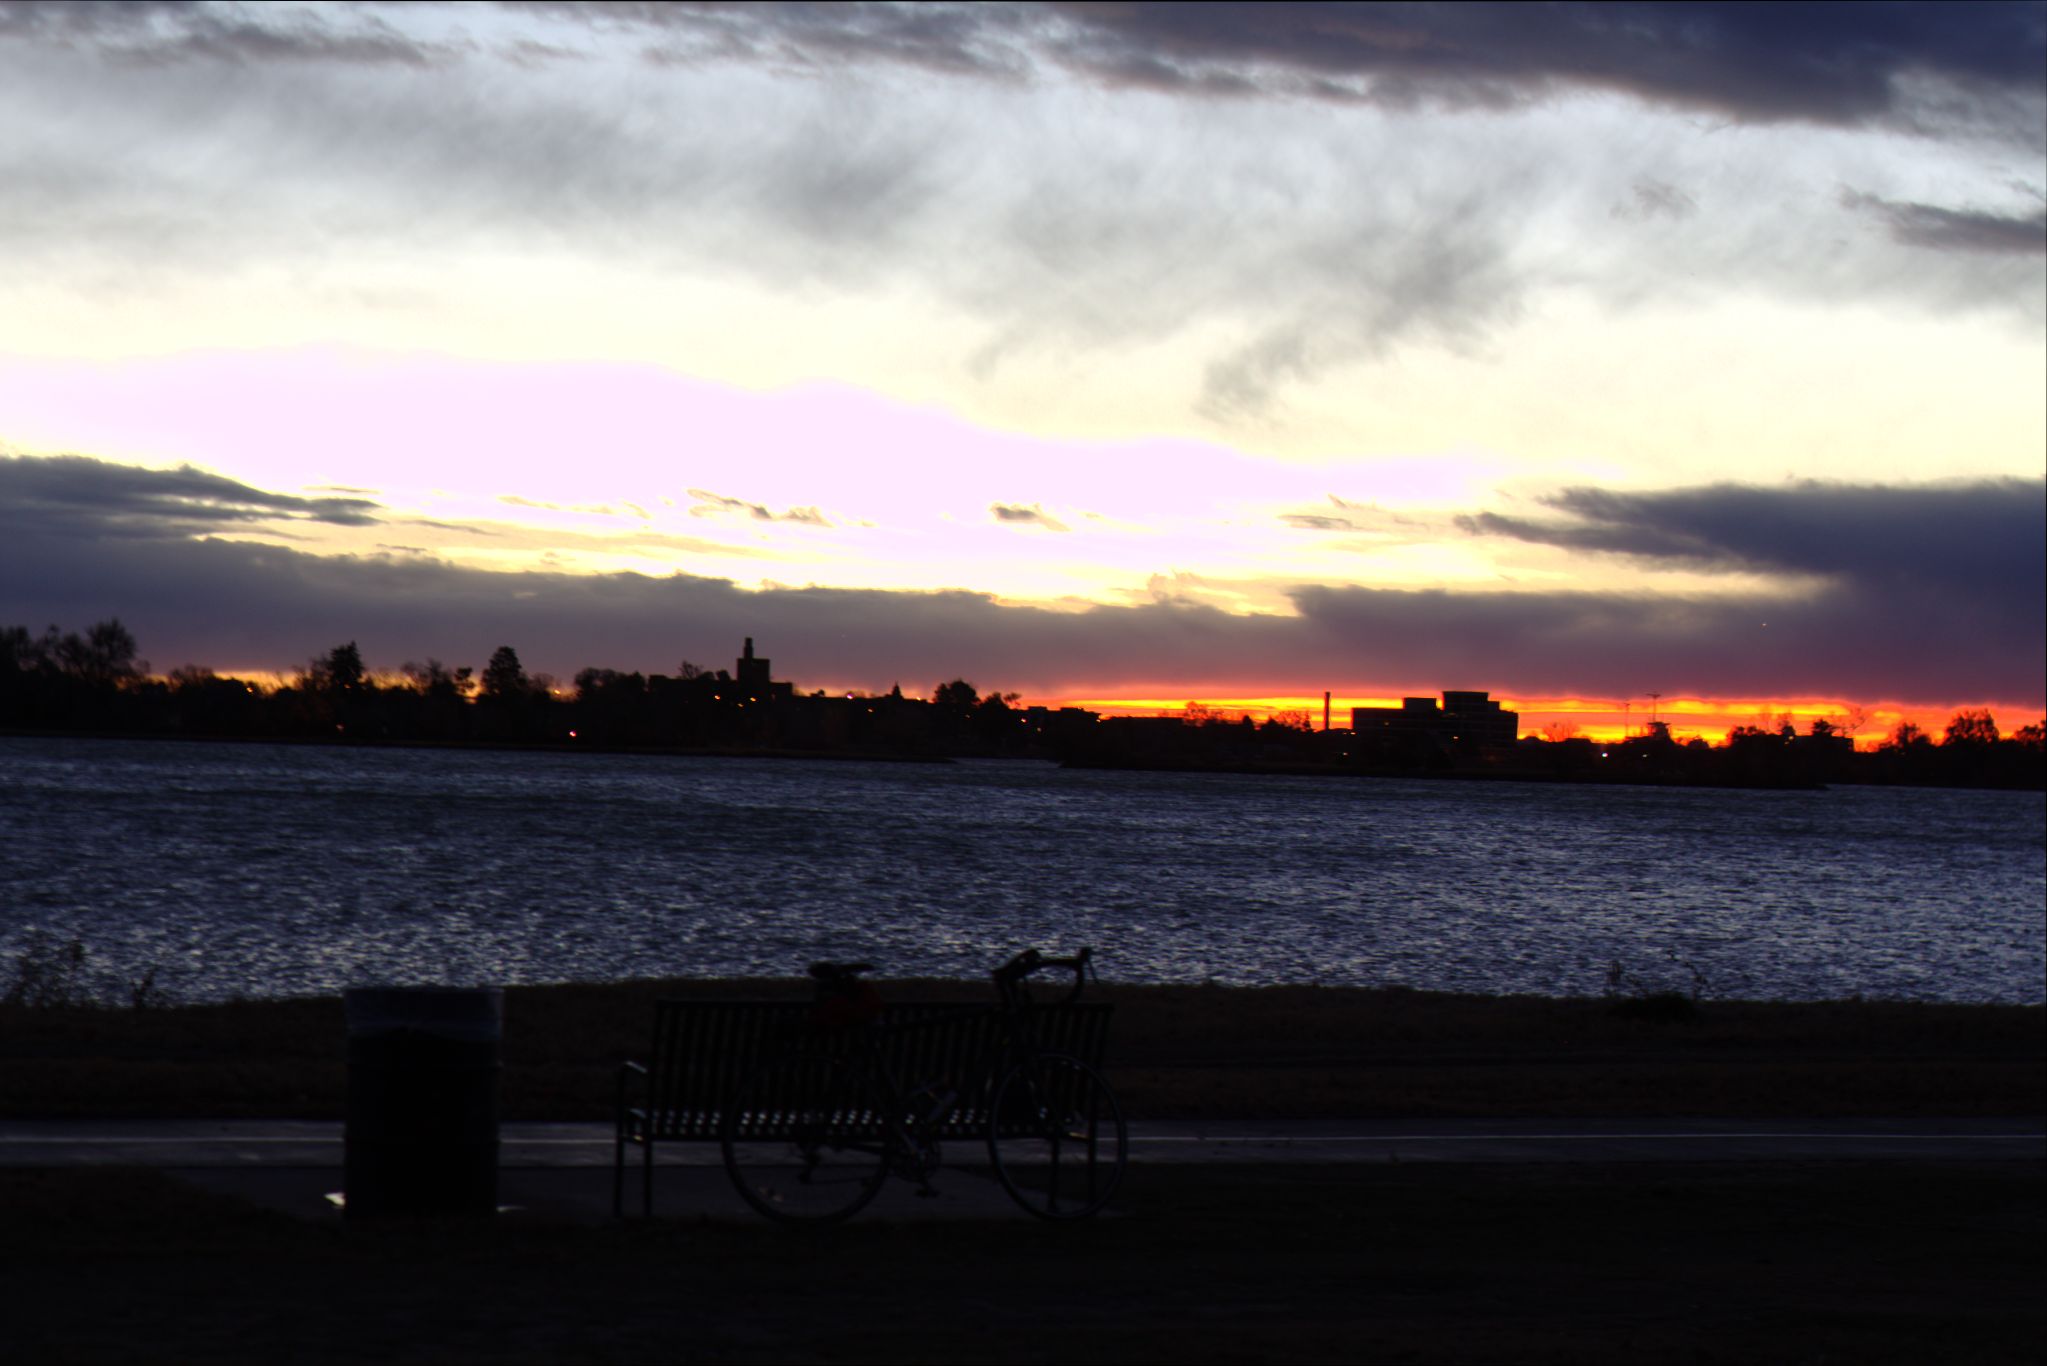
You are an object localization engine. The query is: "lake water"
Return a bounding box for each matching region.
[1,736,2040,1004]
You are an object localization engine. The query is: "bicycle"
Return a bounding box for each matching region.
[718,947,1128,1225]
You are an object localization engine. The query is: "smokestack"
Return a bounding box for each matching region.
[1323,691,1331,732]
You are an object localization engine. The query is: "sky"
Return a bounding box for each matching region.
[2,1,2043,741]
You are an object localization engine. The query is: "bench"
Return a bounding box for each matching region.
[613,997,1114,1217]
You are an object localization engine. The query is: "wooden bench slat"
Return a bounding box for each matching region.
[623,998,1112,1143]
[616,996,1114,1216]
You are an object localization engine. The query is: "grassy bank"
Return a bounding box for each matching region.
[2,979,2040,1119]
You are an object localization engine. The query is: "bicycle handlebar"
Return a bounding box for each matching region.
[808,950,1096,1005]
[992,946,1094,1004]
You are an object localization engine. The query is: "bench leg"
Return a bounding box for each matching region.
[612,1129,625,1218]
[642,1136,655,1218]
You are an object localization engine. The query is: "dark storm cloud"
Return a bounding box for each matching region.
[1443,478,2044,698]
[1042,2,2046,126]
[1285,578,2041,701]
[545,1,2047,131]
[989,503,1068,532]
[4,459,2037,702]
[0,454,384,536]
[18,0,2024,132]
[1843,191,2047,255]
[1462,478,2046,606]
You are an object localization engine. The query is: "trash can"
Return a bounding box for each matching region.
[343,986,502,1218]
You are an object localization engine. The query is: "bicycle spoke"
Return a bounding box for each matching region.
[987,1053,1126,1220]
[722,1054,890,1224]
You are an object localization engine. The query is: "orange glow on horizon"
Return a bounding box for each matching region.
[159,671,2040,751]
[1032,693,2044,749]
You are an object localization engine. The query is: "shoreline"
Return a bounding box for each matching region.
[8,727,2042,791]
[1063,754,1830,789]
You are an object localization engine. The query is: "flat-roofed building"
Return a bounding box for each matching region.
[1351,690,1518,748]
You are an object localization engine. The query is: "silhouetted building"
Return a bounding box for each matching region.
[1095,715,1189,755]
[1352,691,1518,748]
[1019,706,1100,747]
[735,637,770,698]
[726,637,794,707]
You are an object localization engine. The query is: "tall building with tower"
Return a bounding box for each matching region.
[735,637,772,698]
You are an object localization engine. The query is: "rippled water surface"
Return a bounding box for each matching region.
[2,737,2040,1002]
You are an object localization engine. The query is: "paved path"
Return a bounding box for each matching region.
[5,1118,2036,1224]
[2,1117,2039,1167]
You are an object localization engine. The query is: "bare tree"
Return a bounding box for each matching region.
[1942,709,2000,747]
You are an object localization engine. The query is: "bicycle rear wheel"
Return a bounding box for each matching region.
[986,1053,1127,1220]
[721,1052,889,1224]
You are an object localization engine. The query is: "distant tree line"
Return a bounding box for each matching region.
[1049,697,2043,790]
[3,618,2040,788]
[1503,714,2045,791]
[0,619,1064,758]
[1852,710,2046,789]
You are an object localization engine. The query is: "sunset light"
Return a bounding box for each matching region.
[0,3,2038,722]
[1032,695,2021,749]
[2,12,2042,1354]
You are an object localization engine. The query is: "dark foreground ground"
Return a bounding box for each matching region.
[3,1160,2040,1364]
[4,983,2040,1363]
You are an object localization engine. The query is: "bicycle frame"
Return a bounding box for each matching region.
[720,953,1126,1223]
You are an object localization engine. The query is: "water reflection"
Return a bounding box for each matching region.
[0,737,2040,1004]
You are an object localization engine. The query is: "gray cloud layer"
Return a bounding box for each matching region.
[1845,191,2047,255]
[0,453,384,534]
[1449,478,2045,697]
[1465,479,2045,602]
[0,1,445,66]
[4,455,2037,702]
[5,3,2039,419]
[1081,3,2043,124]
[44,3,2025,132]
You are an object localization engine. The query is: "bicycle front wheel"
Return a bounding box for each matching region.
[721,1052,889,1225]
[986,1053,1127,1220]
